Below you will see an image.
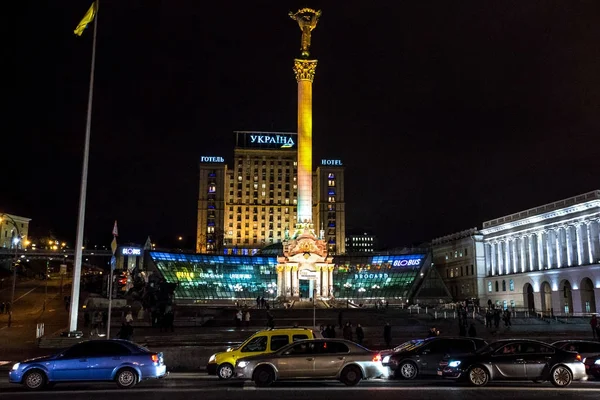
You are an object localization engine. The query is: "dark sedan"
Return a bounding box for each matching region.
[383,337,487,379]
[551,340,600,360]
[440,339,586,387]
[583,353,600,379]
[9,339,167,390]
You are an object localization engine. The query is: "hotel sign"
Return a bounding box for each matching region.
[321,159,342,166]
[236,132,297,149]
[200,156,224,163]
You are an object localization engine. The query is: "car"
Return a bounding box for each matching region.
[583,353,600,379]
[207,327,321,380]
[383,337,488,379]
[439,339,586,387]
[551,340,600,360]
[234,338,387,387]
[9,339,166,390]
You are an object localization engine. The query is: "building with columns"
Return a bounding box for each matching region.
[480,190,600,314]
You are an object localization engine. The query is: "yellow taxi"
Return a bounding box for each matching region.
[207,327,321,379]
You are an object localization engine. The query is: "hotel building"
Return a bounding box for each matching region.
[196,131,346,256]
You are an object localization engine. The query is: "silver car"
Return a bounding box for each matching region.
[234,339,388,386]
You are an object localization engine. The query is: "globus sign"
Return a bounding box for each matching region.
[122,248,141,256]
[391,259,421,267]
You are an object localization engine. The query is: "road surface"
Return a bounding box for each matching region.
[0,374,599,399]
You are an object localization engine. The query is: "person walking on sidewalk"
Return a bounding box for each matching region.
[383,322,392,348]
[355,323,365,345]
[591,314,598,340]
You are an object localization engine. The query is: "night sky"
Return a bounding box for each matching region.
[7,1,600,250]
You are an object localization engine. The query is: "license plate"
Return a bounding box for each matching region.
[437,370,443,376]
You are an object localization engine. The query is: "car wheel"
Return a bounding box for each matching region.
[467,365,489,387]
[253,366,275,387]
[550,365,572,388]
[340,365,362,386]
[23,370,47,391]
[115,368,138,389]
[217,363,235,380]
[396,361,418,380]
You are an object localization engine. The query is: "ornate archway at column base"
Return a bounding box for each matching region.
[276,223,333,300]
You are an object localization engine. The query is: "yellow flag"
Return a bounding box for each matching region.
[74,2,97,36]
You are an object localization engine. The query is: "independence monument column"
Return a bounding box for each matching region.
[290,8,321,228]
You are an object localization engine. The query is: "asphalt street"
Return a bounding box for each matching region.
[1,374,599,399]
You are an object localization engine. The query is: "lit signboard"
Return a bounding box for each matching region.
[299,270,318,280]
[122,248,141,256]
[391,259,421,267]
[235,131,297,149]
[321,159,342,166]
[353,273,390,280]
[200,156,225,163]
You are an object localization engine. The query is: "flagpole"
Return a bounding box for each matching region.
[68,1,99,333]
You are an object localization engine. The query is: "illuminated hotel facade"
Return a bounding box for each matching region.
[196,131,346,256]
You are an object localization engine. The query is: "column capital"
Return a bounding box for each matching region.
[292,265,299,271]
[276,265,285,273]
[293,59,318,82]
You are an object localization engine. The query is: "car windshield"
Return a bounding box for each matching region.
[393,339,425,352]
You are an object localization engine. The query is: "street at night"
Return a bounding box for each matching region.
[1,375,600,400]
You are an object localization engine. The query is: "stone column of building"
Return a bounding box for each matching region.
[555,228,562,268]
[320,265,328,296]
[504,240,510,275]
[283,265,291,296]
[519,236,526,272]
[585,221,594,264]
[328,266,334,296]
[565,225,573,266]
[293,59,317,225]
[536,232,544,270]
[575,223,584,265]
[510,238,517,274]
[276,266,284,296]
[544,231,552,269]
[527,235,534,271]
[314,265,321,297]
[292,265,299,296]
[490,242,496,275]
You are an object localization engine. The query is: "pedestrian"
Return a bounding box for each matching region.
[125,309,134,323]
[261,297,266,308]
[459,322,466,337]
[117,321,134,341]
[267,310,275,329]
[326,324,336,338]
[383,322,392,348]
[338,310,344,329]
[468,323,477,337]
[235,309,243,328]
[591,315,598,339]
[343,322,353,341]
[244,310,251,327]
[493,309,501,328]
[256,296,261,309]
[162,307,175,332]
[355,323,364,345]
[94,311,103,336]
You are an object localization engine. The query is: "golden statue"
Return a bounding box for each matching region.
[289,8,322,58]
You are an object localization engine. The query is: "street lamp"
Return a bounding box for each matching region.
[0,214,21,328]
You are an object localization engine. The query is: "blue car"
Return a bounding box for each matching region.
[9,339,167,390]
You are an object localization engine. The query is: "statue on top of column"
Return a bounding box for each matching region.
[289,8,322,58]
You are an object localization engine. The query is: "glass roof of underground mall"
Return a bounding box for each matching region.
[148,251,430,302]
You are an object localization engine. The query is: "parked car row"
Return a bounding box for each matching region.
[7,328,600,390]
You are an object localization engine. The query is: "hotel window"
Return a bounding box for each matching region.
[328,173,335,179]
[328,197,335,203]
[495,281,499,292]
[502,280,506,291]
[208,184,216,193]
[488,282,492,292]
[509,280,514,291]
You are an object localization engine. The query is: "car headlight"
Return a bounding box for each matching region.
[448,361,461,368]
[595,359,600,365]
[382,356,390,364]
[12,363,20,371]
[208,354,216,363]
[237,361,249,368]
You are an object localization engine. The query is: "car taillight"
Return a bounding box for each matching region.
[151,354,159,363]
[373,353,382,362]
[575,354,582,362]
